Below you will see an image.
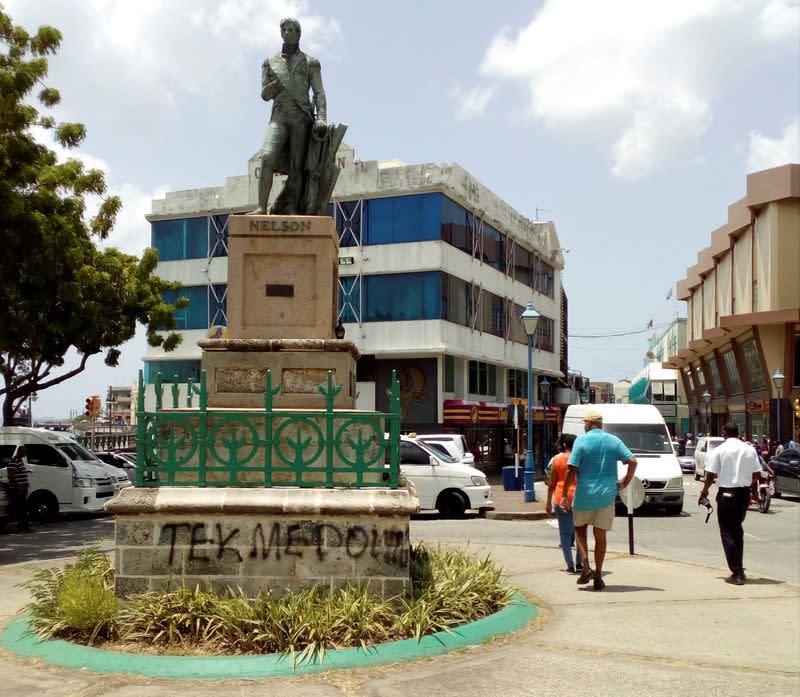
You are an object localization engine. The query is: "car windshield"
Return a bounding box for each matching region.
[684,446,696,456]
[57,443,101,462]
[603,424,673,454]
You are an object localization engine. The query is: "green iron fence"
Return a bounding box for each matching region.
[135,369,401,488]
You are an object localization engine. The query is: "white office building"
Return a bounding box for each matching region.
[144,146,568,463]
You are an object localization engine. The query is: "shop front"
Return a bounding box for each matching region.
[442,400,509,471]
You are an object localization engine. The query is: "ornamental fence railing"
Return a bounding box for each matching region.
[135,369,401,489]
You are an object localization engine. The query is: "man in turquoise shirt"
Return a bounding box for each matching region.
[560,410,637,591]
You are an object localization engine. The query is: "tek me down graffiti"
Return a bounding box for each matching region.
[159,521,410,568]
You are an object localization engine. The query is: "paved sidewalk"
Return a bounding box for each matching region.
[484,472,549,520]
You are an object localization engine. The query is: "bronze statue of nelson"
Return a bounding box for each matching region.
[252,18,347,216]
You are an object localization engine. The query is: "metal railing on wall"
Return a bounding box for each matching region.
[135,369,401,489]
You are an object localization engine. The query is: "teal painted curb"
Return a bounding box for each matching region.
[0,594,537,679]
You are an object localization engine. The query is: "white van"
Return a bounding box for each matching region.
[693,436,725,480]
[561,404,684,514]
[0,427,129,520]
[387,435,492,517]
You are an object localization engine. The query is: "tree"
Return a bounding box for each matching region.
[0,9,187,425]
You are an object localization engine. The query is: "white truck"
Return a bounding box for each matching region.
[561,404,684,514]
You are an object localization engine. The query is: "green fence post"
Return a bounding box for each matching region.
[198,370,208,487]
[263,370,281,487]
[135,370,145,487]
[319,371,342,488]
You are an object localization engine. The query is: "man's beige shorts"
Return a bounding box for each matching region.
[573,503,615,530]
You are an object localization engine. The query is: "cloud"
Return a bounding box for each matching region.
[474,0,800,179]
[5,0,341,130]
[449,85,496,121]
[746,116,800,173]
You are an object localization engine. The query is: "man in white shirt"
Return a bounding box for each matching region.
[699,422,762,585]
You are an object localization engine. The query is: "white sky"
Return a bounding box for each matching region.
[7,0,799,419]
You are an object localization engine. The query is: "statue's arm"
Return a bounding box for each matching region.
[309,58,327,122]
[261,60,280,101]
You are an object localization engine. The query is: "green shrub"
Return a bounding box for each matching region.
[24,544,515,665]
[23,547,117,644]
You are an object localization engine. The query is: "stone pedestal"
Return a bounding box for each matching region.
[226,215,338,341]
[106,487,418,599]
[199,338,358,409]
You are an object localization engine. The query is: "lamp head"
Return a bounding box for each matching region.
[520,302,540,337]
[772,369,784,392]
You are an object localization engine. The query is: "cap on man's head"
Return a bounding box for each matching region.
[584,410,603,424]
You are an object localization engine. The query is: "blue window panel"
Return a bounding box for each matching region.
[440,195,470,255]
[151,217,208,261]
[338,276,360,323]
[144,360,201,384]
[209,215,229,258]
[365,194,438,245]
[483,222,506,273]
[335,200,365,248]
[161,285,226,330]
[363,272,440,322]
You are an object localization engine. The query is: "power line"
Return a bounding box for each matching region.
[568,321,671,339]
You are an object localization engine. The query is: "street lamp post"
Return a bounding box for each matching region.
[540,376,550,468]
[702,390,711,436]
[520,302,541,503]
[772,369,785,446]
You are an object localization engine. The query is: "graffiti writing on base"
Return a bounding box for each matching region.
[159,522,409,568]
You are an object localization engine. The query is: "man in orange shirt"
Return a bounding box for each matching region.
[546,433,582,572]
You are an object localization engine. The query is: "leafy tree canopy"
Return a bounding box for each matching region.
[0,8,187,424]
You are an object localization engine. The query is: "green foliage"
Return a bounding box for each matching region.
[23,547,117,645]
[24,544,515,667]
[397,544,516,640]
[0,8,185,424]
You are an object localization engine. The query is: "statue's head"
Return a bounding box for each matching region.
[280,17,301,45]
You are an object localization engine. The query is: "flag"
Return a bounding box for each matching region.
[646,319,653,329]
[666,287,673,300]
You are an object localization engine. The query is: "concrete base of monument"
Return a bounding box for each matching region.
[104,486,418,599]
[198,338,358,409]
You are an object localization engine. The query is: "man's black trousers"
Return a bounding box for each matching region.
[716,487,750,576]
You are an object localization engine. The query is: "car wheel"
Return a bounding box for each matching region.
[27,491,59,522]
[437,491,467,519]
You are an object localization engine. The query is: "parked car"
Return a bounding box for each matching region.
[694,436,725,480]
[768,447,800,498]
[414,434,475,465]
[387,435,492,518]
[93,450,137,475]
[678,445,696,474]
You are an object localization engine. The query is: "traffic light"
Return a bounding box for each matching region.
[795,398,800,419]
[84,395,101,418]
[589,387,597,404]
